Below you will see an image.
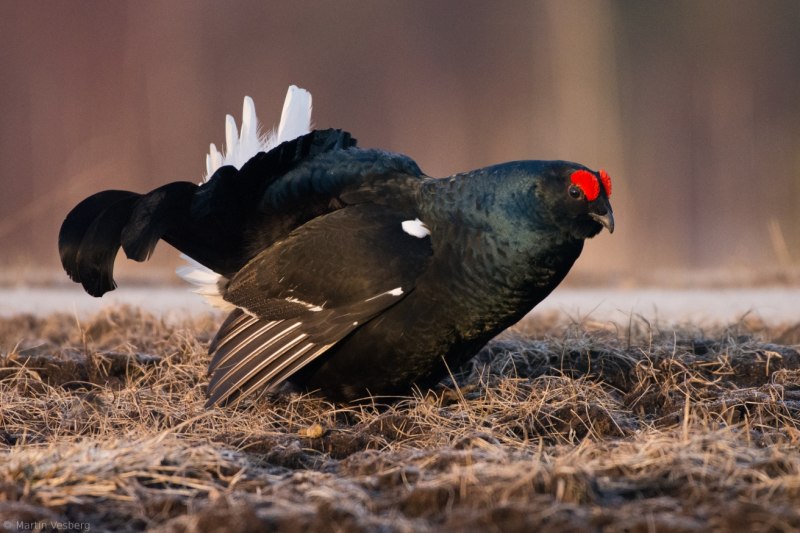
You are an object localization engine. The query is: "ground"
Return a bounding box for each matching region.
[1,306,799,532]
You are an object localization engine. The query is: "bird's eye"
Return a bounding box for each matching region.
[568,186,583,199]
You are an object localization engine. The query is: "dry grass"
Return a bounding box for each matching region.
[0,307,799,532]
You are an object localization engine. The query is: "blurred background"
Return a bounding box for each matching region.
[1,0,799,287]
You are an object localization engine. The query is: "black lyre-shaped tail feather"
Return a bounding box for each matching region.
[120,181,198,262]
[58,129,358,297]
[58,190,141,296]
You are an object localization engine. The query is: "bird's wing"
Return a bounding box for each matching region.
[205,204,433,406]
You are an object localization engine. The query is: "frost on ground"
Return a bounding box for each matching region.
[0,307,799,532]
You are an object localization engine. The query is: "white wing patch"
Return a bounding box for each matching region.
[365,287,404,301]
[401,218,430,238]
[285,296,323,312]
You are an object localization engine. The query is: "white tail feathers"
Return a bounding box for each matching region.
[205,144,223,179]
[183,85,314,308]
[202,86,313,182]
[176,256,234,311]
[277,87,313,144]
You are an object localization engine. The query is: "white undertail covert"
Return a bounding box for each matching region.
[177,86,314,309]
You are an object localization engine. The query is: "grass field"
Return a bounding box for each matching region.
[1,306,799,532]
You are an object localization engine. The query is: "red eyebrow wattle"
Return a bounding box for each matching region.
[599,169,612,197]
[570,170,600,201]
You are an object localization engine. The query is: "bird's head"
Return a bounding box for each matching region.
[521,161,614,241]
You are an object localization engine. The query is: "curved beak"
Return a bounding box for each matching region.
[589,196,615,233]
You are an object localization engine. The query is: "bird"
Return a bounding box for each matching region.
[58,86,614,407]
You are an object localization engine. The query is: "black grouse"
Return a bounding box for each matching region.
[58,90,614,406]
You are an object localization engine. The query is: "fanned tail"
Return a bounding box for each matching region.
[182,86,314,308]
[58,85,364,300]
[59,127,357,297]
[202,86,313,182]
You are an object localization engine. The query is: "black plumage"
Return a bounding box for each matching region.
[59,129,614,405]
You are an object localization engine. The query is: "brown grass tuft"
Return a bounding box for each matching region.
[1,307,799,531]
